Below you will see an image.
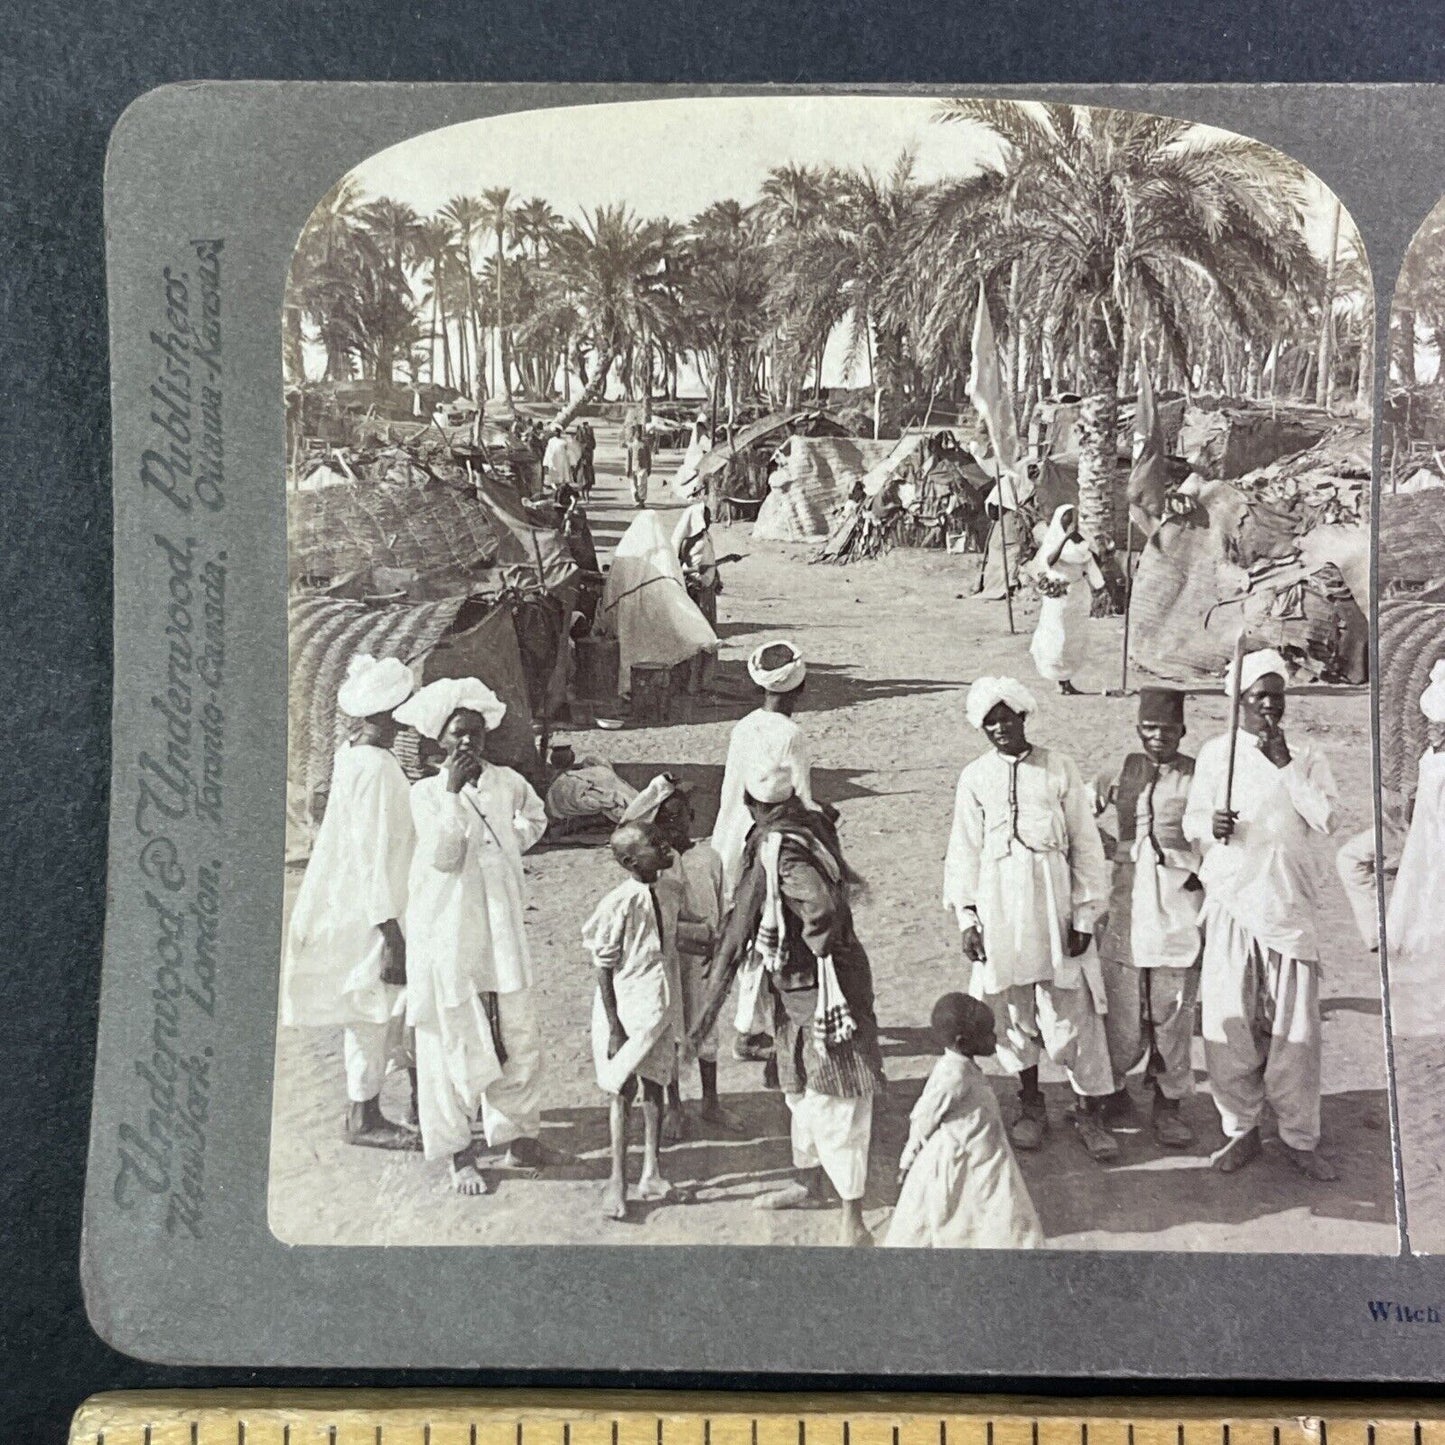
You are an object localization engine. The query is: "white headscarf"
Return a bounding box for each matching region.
[1226,647,1290,699]
[336,654,416,719]
[621,773,680,824]
[1420,660,1445,722]
[965,676,1038,731]
[392,677,507,739]
[748,639,806,694]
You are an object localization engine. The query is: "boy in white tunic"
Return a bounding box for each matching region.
[394,677,550,1195]
[884,992,1043,1249]
[624,774,743,1135]
[282,654,418,1149]
[944,676,1118,1162]
[1093,686,1203,1148]
[1183,648,1339,1180]
[712,639,819,1060]
[584,820,688,1222]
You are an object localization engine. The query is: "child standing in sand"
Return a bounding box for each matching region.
[583,820,689,1222]
[884,992,1044,1249]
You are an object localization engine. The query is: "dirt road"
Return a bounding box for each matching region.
[269,423,1396,1251]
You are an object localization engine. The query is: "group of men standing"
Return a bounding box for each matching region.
[282,628,1345,1243]
[944,650,1340,1181]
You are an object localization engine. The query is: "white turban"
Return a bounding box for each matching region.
[336,654,416,719]
[1421,660,1445,723]
[964,676,1037,731]
[1226,647,1290,699]
[748,639,806,694]
[621,773,679,825]
[745,761,795,806]
[392,677,507,739]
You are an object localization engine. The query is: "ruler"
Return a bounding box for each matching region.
[66,1393,1445,1445]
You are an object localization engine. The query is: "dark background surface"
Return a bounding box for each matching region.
[5,3,1445,1440]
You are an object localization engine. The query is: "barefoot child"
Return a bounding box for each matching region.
[884,993,1043,1249]
[583,820,688,1221]
[625,774,744,1136]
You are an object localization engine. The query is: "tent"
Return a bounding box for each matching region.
[1127,468,1368,684]
[288,476,577,600]
[753,435,896,542]
[695,408,854,483]
[1379,599,1445,797]
[1381,489,1445,595]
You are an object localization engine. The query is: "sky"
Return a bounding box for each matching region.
[311,96,1364,392]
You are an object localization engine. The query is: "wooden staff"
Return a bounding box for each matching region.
[997,473,1017,636]
[1119,513,1135,693]
[1221,629,1249,846]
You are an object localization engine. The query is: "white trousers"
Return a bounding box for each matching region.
[785,1090,872,1201]
[981,981,1115,1097]
[413,988,544,1161]
[342,1015,409,1103]
[1334,828,1381,950]
[1200,906,1321,1151]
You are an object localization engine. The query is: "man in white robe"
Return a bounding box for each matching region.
[1183,648,1339,1180]
[711,640,820,1060]
[282,653,419,1148]
[394,677,550,1195]
[542,426,571,492]
[1385,662,1445,1037]
[943,676,1118,1162]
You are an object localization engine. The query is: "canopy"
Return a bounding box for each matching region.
[754,435,895,542]
[695,408,853,481]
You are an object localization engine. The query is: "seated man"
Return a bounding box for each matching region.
[544,743,640,833]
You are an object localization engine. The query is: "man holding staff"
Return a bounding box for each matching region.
[1183,647,1340,1179]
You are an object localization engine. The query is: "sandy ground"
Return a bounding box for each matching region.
[269,422,1397,1252]
[1396,1040,1445,1251]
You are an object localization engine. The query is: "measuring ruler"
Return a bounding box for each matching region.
[66,1393,1445,1445]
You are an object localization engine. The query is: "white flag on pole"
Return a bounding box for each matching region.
[968,279,1030,510]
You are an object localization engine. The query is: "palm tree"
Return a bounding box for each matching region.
[512,196,563,262]
[415,219,456,388]
[479,187,517,404]
[357,198,425,383]
[439,195,487,402]
[925,100,1321,561]
[1391,201,1445,391]
[550,204,673,428]
[288,177,375,380]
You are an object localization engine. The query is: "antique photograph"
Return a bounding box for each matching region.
[1379,196,1445,1252]
[268,94,1390,1250]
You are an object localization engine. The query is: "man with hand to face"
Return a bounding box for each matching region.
[944,677,1118,1163]
[1183,649,1340,1180]
[395,678,550,1196]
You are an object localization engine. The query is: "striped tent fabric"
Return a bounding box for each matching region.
[753,436,896,543]
[1379,599,1445,794]
[1381,489,1445,592]
[288,593,466,830]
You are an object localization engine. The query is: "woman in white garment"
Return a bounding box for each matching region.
[674,414,712,499]
[394,677,550,1195]
[674,501,721,693]
[596,509,719,699]
[1029,503,1104,695]
[1387,660,1445,1037]
[282,653,418,1149]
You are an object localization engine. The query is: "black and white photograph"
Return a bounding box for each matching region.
[1379,197,1445,1252]
[269,94,1390,1252]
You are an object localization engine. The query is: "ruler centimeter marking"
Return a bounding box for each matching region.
[69,1396,1445,1445]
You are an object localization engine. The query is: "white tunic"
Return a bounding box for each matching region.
[943,745,1109,993]
[404,764,548,1019]
[711,708,818,897]
[884,1051,1043,1250]
[583,875,680,1092]
[1386,749,1445,1035]
[282,744,414,1028]
[1182,730,1338,960]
